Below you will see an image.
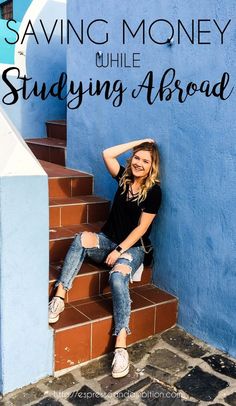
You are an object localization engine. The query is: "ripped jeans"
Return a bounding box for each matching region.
[55,232,145,336]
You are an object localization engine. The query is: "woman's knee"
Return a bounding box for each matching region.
[109,267,130,291]
[80,232,99,249]
[112,263,132,276]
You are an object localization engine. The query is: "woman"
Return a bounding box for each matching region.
[48,139,162,378]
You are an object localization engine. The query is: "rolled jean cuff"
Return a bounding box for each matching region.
[54,280,71,292]
[112,326,131,336]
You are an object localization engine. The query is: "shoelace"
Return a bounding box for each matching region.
[48,298,60,312]
[112,349,127,367]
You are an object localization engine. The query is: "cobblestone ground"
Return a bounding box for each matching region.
[1,326,236,406]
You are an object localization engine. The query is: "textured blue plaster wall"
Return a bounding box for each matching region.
[24,9,67,137]
[67,0,236,357]
[0,0,33,63]
[0,20,20,63]
[13,0,32,21]
[0,0,66,137]
[0,175,53,393]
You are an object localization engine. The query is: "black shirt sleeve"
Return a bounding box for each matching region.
[142,184,162,214]
[113,165,125,182]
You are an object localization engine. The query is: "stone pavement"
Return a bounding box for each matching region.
[1,326,236,406]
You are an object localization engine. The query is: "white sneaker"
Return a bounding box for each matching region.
[112,348,129,378]
[48,296,65,323]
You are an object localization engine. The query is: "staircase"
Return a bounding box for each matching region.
[26,120,67,166]
[26,122,178,373]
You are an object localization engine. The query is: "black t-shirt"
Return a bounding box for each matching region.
[101,166,162,247]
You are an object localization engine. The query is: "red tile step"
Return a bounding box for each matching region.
[26,138,66,166]
[49,222,104,262]
[46,120,66,141]
[49,195,110,228]
[50,285,178,371]
[49,259,153,303]
[40,160,94,198]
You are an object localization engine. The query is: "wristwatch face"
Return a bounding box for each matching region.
[116,245,122,252]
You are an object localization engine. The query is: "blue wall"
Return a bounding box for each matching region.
[0,19,20,63]
[67,0,236,357]
[13,0,32,21]
[0,104,54,393]
[0,165,53,393]
[0,0,33,63]
[0,0,66,138]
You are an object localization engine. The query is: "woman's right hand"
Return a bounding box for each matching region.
[141,138,155,144]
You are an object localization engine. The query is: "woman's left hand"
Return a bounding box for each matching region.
[105,250,121,266]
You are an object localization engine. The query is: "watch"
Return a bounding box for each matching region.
[115,245,123,254]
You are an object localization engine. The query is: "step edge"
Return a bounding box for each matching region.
[49,266,150,283]
[48,174,93,179]
[52,301,177,333]
[40,161,93,178]
[26,138,66,146]
[53,314,112,332]
[27,142,67,150]
[49,235,74,242]
[133,288,178,303]
[49,268,106,283]
[49,199,109,207]
[133,285,179,301]
[46,120,66,125]
[49,223,104,241]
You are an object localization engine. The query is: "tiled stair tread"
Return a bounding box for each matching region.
[50,222,104,240]
[50,285,177,331]
[50,195,109,206]
[26,138,66,148]
[49,259,151,282]
[132,284,178,303]
[49,260,152,303]
[102,285,177,304]
[40,160,92,178]
[50,260,103,281]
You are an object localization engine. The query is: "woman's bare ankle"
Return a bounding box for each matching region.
[115,328,127,348]
[55,283,66,299]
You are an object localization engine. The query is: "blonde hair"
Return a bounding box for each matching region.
[120,142,160,203]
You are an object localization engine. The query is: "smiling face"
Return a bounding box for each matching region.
[131,149,152,180]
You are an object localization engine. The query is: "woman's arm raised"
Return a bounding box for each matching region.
[102,138,154,177]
